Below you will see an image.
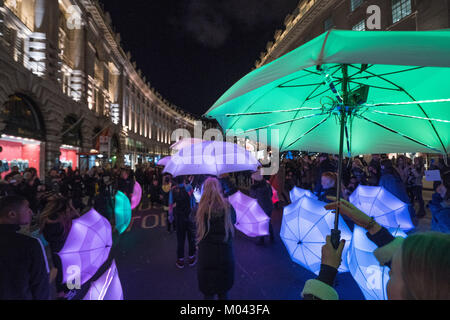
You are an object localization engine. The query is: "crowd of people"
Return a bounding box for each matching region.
[0,152,449,300]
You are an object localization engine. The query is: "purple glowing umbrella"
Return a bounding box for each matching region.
[289,186,318,203]
[170,137,203,151]
[58,208,112,286]
[157,156,171,167]
[280,196,352,275]
[83,260,123,300]
[228,191,270,237]
[131,181,142,210]
[349,185,414,231]
[163,140,259,177]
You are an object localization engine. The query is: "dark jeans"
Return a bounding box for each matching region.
[204,292,229,300]
[408,185,425,216]
[176,215,196,259]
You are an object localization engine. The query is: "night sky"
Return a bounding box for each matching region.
[99,0,300,117]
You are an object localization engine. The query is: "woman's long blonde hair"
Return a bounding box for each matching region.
[401,232,450,300]
[196,177,234,244]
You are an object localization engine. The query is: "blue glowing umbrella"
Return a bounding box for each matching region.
[289,186,318,203]
[349,185,414,231]
[280,196,352,275]
[114,191,132,234]
[347,225,407,300]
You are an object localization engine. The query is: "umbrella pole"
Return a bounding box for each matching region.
[331,64,349,249]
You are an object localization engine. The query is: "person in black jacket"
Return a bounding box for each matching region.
[195,177,236,300]
[250,172,274,245]
[0,195,50,300]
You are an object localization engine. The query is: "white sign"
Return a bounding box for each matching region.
[425,170,442,181]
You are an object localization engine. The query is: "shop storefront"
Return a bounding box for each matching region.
[0,94,45,178]
[60,145,79,169]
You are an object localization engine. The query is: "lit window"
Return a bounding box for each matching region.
[350,0,363,12]
[352,20,366,31]
[392,0,411,24]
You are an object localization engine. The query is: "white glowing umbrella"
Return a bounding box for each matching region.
[349,185,414,231]
[228,191,270,237]
[289,186,318,203]
[170,138,203,150]
[157,156,172,167]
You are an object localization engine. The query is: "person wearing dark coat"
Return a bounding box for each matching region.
[250,172,274,245]
[0,195,50,300]
[94,175,115,221]
[428,171,450,233]
[314,154,337,195]
[117,169,135,201]
[196,177,236,300]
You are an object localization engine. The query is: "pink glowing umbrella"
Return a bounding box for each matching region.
[157,156,172,167]
[58,208,112,286]
[271,186,279,204]
[131,181,142,210]
[228,191,270,237]
[83,260,123,300]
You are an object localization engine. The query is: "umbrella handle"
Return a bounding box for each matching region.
[331,228,341,250]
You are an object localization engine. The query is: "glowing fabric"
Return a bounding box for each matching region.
[271,186,279,204]
[228,191,270,237]
[57,208,112,286]
[347,225,407,300]
[83,260,123,300]
[280,196,352,275]
[170,138,203,151]
[289,186,318,203]
[163,141,259,177]
[115,191,132,234]
[349,185,414,231]
[157,156,171,167]
[131,181,142,210]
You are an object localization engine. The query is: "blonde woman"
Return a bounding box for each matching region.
[196,177,236,300]
[301,198,450,300]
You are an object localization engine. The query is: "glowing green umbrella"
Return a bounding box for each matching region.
[114,191,132,234]
[205,29,450,247]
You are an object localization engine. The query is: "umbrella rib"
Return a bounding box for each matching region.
[303,243,322,261]
[347,80,401,92]
[364,98,450,108]
[300,213,329,243]
[282,116,331,151]
[367,110,450,124]
[241,113,325,134]
[368,188,383,218]
[358,115,442,153]
[354,248,380,299]
[349,66,424,80]
[349,65,448,154]
[224,107,322,117]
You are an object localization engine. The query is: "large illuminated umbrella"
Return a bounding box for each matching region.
[157,156,171,167]
[349,185,414,231]
[58,208,112,286]
[280,196,352,275]
[347,225,407,300]
[170,138,203,151]
[289,186,318,203]
[163,140,259,177]
[228,191,270,237]
[206,29,450,247]
[83,260,123,300]
[114,191,132,234]
[130,181,142,210]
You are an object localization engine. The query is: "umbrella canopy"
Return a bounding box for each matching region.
[83,260,123,300]
[163,140,259,177]
[347,226,407,300]
[271,186,279,204]
[58,208,112,286]
[280,196,352,275]
[289,186,318,203]
[228,191,270,237]
[170,138,203,151]
[205,29,450,156]
[131,181,142,210]
[349,185,414,231]
[115,191,132,234]
[157,156,172,167]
